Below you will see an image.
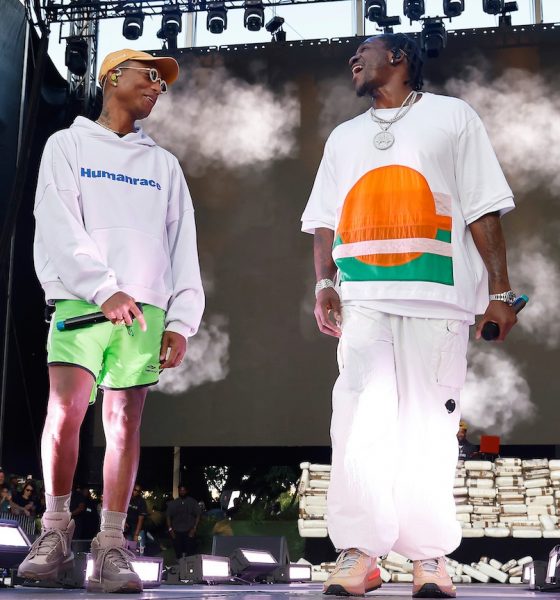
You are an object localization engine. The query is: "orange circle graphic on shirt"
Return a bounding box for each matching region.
[338,165,441,267]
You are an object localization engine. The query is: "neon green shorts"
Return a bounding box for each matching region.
[47,300,165,397]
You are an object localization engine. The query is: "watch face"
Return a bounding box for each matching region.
[506,291,516,304]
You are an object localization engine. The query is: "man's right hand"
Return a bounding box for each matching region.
[101,292,147,331]
[314,288,342,338]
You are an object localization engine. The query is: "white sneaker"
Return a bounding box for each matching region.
[17,512,75,581]
[86,530,142,593]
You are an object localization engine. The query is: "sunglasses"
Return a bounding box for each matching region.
[117,67,168,94]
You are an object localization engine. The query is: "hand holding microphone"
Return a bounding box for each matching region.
[480,294,529,341]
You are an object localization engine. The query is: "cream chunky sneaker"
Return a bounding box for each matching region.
[323,548,382,596]
[412,557,456,598]
[87,530,142,593]
[17,512,75,581]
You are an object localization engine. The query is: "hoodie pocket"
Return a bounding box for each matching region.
[90,228,170,292]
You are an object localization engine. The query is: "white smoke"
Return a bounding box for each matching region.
[462,345,535,438]
[155,314,230,395]
[443,66,560,197]
[143,65,300,176]
[509,239,560,349]
[317,76,366,139]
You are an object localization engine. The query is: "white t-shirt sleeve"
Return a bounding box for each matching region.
[301,134,338,234]
[456,110,515,224]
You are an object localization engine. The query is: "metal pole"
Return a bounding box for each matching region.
[351,0,365,36]
[185,12,195,47]
[173,446,180,497]
[0,20,30,467]
[533,0,543,24]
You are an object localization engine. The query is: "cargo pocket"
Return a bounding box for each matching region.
[435,320,469,390]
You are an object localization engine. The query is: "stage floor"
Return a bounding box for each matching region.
[3,583,560,599]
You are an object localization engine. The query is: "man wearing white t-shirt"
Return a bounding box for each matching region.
[301,34,517,599]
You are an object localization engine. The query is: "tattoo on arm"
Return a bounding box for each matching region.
[468,212,511,293]
[313,228,337,281]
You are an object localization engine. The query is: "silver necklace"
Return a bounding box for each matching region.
[95,120,129,136]
[369,91,418,150]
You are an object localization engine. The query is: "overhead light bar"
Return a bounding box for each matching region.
[403,0,425,21]
[421,17,447,58]
[443,0,464,18]
[207,3,228,34]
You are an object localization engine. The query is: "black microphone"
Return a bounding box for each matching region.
[56,303,143,331]
[481,294,528,341]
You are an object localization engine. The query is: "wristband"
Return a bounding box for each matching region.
[315,278,335,299]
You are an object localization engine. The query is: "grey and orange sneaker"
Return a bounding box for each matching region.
[86,530,142,593]
[17,512,75,581]
[323,548,382,596]
[412,557,456,598]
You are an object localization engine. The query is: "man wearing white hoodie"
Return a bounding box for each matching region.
[18,49,204,593]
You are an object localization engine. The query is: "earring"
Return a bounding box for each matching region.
[390,58,395,64]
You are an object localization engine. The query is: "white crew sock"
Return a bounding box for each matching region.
[100,510,127,533]
[45,492,71,514]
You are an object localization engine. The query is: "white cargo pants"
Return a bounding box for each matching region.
[327,304,469,560]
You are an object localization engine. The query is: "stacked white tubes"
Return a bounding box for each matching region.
[298,462,329,538]
[463,460,497,538]
[297,459,560,539]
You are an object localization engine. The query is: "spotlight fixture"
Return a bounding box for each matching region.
[482,0,518,16]
[364,0,401,30]
[122,6,144,41]
[265,15,286,42]
[65,36,89,77]
[244,1,265,31]
[421,17,447,58]
[443,0,464,18]
[271,563,312,583]
[207,3,228,34]
[546,545,560,587]
[181,554,231,583]
[0,519,30,569]
[403,0,425,21]
[157,4,182,49]
[229,548,278,581]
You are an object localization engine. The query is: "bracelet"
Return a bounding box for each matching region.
[315,278,335,299]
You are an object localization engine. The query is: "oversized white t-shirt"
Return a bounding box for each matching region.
[301,92,514,323]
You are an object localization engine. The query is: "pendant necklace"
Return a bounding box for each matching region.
[370,90,419,150]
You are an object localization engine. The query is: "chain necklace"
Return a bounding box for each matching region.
[95,120,130,136]
[369,90,419,150]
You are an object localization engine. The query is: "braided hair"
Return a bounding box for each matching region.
[377,33,424,91]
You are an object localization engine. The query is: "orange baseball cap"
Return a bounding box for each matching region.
[98,49,179,86]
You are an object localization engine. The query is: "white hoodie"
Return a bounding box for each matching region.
[33,116,204,339]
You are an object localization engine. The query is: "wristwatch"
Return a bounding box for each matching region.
[489,290,516,306]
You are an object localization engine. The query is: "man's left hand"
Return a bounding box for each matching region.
[160,331,187,368]
[475,300,517,342]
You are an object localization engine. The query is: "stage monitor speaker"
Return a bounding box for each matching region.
[212,535,290,564]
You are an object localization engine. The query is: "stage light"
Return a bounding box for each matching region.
[421,17,447,58]
[229,548,278,581]
[265,15,286,42]
[365,0,385,21]
[207,3,227,34]
[523,559,555,591]
[443,0,464,18]
[244,1,265,31]
[157,4,182,48]
[122,6,144,40]
[482,0,518,16]
[547,545,560,585]
[65,37,89,77]
[271,563,312,582]
[0,519,30,570]
[403,0,424,21]
[181,554,231,583]
[86,555,163,588]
